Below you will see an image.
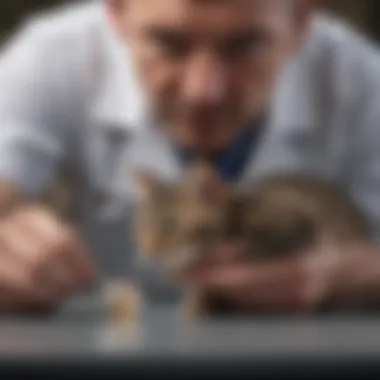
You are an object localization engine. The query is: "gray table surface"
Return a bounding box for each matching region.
[1,288,380,362]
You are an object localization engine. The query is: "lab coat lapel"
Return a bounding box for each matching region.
[241,51,336,185]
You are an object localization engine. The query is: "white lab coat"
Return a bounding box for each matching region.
[0,1,380,277]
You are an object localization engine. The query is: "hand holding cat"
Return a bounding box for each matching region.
[176,241,380,312]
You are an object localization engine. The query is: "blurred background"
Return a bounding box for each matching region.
[0,0,380,46]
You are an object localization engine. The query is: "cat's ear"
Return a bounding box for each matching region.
[188,162,231,203]
[133,169,162,198]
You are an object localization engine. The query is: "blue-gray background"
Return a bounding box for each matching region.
[1,0,379,46]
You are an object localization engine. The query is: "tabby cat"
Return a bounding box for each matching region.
[133,160,371,316]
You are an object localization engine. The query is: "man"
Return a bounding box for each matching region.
[0,0,380,313]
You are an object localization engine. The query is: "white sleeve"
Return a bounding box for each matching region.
[0,19,80,196]
[343,37,380,244]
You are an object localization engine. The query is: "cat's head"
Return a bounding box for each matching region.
[133,161,233,271]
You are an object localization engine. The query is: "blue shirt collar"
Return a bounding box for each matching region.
[175,116,265,182]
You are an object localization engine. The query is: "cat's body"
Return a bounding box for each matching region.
[133,161,371,316]
[239,175,370,260]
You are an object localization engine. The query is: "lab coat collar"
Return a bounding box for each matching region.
[88,3,151,134]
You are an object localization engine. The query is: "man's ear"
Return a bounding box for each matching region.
[106,0,130,39]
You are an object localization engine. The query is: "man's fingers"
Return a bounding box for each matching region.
[60,230,97,285]
[191,265,258,289]
[0,204,96,313]
[0,205,95,304]
[15,207,96,289]
[0,247,57,305]
[210,241,246,264]
[178,240,344,313]
[185,259,304,290]
[182,258,318,312]
[1,214,73,296]
[196,255,333,312]
[224,281,310,312]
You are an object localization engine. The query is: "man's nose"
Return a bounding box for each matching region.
[182,53,226,104]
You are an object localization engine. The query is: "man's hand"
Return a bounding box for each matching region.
[175,241,380,313]
[0,204,96,313]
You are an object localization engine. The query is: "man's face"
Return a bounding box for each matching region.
[109,0,312,152]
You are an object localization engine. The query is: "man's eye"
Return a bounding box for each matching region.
[152,32,191,58]
[221,33,268,60]
[224,40,258,58]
